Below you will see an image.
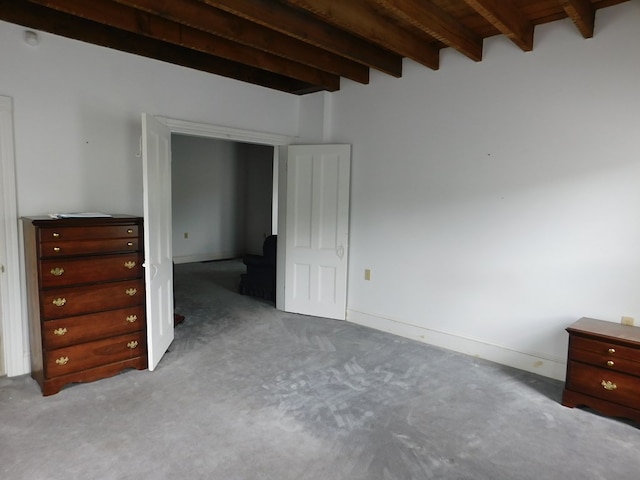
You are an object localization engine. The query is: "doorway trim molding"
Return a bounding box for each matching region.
[0,96,26,376]
[157,117,296,146]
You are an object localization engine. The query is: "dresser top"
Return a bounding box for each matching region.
[567,317,640,346]
[23,215,141,226]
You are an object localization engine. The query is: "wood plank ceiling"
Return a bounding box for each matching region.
[0,0,631,95]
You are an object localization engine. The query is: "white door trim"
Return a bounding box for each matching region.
[0,96,27,376]
[157,117,295,146]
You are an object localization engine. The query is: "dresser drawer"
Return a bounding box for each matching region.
[571,335,639,362]
[566,360,640,408]
[44,306,145,349]
[42,279,144,319]
[39,237,140,258]
[40,253,143,288]
[45,332,146,377]
[39,225,139,242]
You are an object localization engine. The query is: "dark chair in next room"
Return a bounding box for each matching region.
[239,235,277,302]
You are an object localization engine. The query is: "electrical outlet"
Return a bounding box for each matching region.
[364,269,371,281]
[621,316,634,326]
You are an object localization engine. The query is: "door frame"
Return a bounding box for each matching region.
[155,116,296,311]
[0,96,26,376]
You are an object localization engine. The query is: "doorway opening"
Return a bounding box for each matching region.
[171,135,275,265]
[171,134,276,305]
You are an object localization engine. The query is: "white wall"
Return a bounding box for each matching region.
[0,20,299,217]
[325,2,640,380]
[0,19,299,375]
[172,135,246,262]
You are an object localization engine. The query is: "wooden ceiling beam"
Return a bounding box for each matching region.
[281,0,440,70]
[113,0,369,84]
[200,0,403,78]
[374,0,483,61]
[0,0,318,94]
[560,0,595,38]
[24,0,339,91]
[463,0,534,51]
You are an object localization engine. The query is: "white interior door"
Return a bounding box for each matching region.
[283,144,351,320]
[142,113,174,371]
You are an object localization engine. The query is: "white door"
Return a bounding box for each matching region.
[283,144,351,320]
[141,113,174,370]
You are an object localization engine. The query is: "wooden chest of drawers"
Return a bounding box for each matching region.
[23,215,147,395]
[562,317,640,424]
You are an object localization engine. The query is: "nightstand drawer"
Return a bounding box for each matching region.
[42,279,144,319]
[45,332,146,377]
[566,360,640,408]
[570,347,640,376]
[571,336,639,362]
[44,306,146,349]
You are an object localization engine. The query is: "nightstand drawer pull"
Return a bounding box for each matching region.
[50,267,65,276]
[608,348,616,354]
[127,229,134,234]
[607,360,615,367]
[52,297,67,307]
[52,232,60,238]
[127,341,139,349]
[53,247,61,252]
[124,261,136,269]
[125,288,137,296]
[126,314,138,323]
[127,242,134,247]
[53,327,67,336]
[55,356,69,366]
[601,380,617,391]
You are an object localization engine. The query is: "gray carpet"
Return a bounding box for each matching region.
[1,259,638,480]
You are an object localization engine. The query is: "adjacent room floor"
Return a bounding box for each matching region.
[1,260,638,479]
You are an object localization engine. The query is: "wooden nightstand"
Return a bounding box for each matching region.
[562,317,640,424]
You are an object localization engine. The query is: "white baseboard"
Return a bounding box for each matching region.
[173,253,240,264]
[347,309,567,381]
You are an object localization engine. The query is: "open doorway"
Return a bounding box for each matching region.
[171,135,275,265]
[171,134,276,304]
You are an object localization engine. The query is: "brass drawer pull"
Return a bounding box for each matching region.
[52,297,67,307]
[53,247,61,252]
[127,229,134,234]
[126,314,138,323]
[127,340,139,349]
[52,232,60,238]
[127,242,134,247]
[601,380,617,391]
[608,348,616,354]
[50,267,65,276]
[55,356,69,366]
[125,288,137,296]
[607,360,615,367]
[53,327,67,336]
[124,261,136,269]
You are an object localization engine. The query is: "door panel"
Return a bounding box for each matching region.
[283,145,351,320]
[142,113,174,371]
